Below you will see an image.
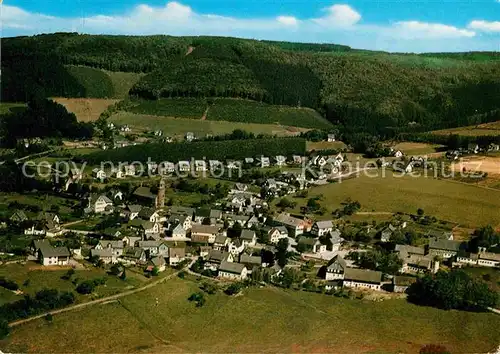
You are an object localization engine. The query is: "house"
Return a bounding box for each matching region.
[426,230,454,241]
[488,143,500,152]
[169,206,195,218]
[121,247,147,265]
[38,246,70,266]
[10,210,28,223]
[194,160,207,172]
[240,229,257,246]
[325,255,346,280]
[158,162,176,175]
[233,183,248,193]
[169,214,192,232]
[275,213,306,237]
[246,215,260,229]
[124,164,136,176]
[298,237,326,254]
[191,225,219,243]
[468,143,479,154]
[380,224,397,243]
[129,219,161,238]
[36,212,60,225]
[96,240,124,257]
[169,247,186,266]
[138,208,160,223]
[185,132,195,142]
[343,268,383,291]
[395,244,425,257]
[329,230,343,252]
[92,168,106,180]
[205,250,233,271]
[90,249,116,264]
[393,276,417,293]
[199,246,212,258]
[124,204,142,220]
[477,252,500,267]
[274,155,287,167]
[267,226,288,244]
[428,239,463,259]
[327,134,336,142]
[311,155,327,167]
[171,223,187,239]
[456,252,480,266]
[109,189,124,201]
[311,220,333,237]
[209,209,223,221]
[150,256,166,272]
[214,234,229,251]
[402,255,438,274]
[122,235,141,247]
[256,156,270,168]
[239,254,262,270]
[218,261,248,280]
[394,150,403,158]
[88,194,114,214]
[110,168,124,179]
[228,238,245,256]
[138,240,169,256]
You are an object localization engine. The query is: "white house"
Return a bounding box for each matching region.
[89,194,114,214]
[91,248,116,264]
[96,240,124,257]
[257,156,270,168]
[240,229,257,247]
[311,220,333,237]
[325,255,346,281]
[38,246,70,266]
[218,261,248,280]
[190,225,219,243]
[171,223,187,239]
[343,268,382,291]
[477,252,500,267]
[92,168,106,180]
[169,247,186,266]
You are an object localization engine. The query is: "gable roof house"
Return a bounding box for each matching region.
[393,276,417,293]
[169,247,186,266]
[92,168,107,180]
[239,254,262,271]
[87,194,114,214]
[129,219,161,238]
[123,204,142,220]
[38,245,71,266]
[256,156,270,168]
[218,261,248,280]
[132,186,158,206]
[121,247,147,265]
[138,240,169,256]
[343,268,383,290]
[228,238,245,256]
[170,223,187,240]
[267,226,288,244]
[325,255,346,280]
[90,248,116,264]
[149,256,167,272]
[31,239,51,255]
[275,213,306,237]
[122,235,141,247]
[213,234,229,251]
[205,250,234,271]
[138,207,160,223]
[96,240,124,257]
[190,225,219,244]
[380,224,398,242]
[428,239,463,259]
[311,220,334,237]
[298,237,326,255]
[240,229,257,246]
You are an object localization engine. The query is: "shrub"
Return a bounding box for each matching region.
[76,281,95,295]
[0,277,19,291]
[188,292,206,307]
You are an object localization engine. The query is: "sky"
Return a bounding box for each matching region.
[2,0,500,52]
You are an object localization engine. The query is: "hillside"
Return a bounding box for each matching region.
[2,33,500,134]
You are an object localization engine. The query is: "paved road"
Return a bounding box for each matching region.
[8,263,191,328]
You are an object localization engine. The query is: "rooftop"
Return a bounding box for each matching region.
[219,261,246,274]
[344,268,382,284]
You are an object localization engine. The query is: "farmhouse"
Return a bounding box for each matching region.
[275,213,306,237]
[168,247,186,266]
[88,194,113,214]
[92,168,106,180]
[218,261,248,280]
[205,250,233,271]
[91,249,116,264]
[325,255,346,280]
[343,268,383,291]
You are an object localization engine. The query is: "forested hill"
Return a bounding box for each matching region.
[2,32,500,135]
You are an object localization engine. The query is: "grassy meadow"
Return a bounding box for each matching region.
[109,112,309,137]
[285,172,500,228]
[2,277,499,353]
[431,120,500,137]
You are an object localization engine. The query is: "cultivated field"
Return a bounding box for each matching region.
[307,141,348,151]
[451,155,500,175]
[2,277,499,353]
[104,71,144,98]
[53,98,120,122]
[109,112,309,138]
[431,121,500,136]
[287,172,500,228]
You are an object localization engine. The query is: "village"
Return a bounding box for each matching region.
[4,140,499,300]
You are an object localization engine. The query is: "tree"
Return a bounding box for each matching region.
[0,320,9,339]
[76,280,95,294]
[201,282,218,295]
[276,238,289,268]
[417,208,425,216]
[188,292,206,307]
[151,267,160,276]
[277,198,296,209]
[225,282,244,295]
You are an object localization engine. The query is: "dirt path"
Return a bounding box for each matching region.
[200,106,209,120]
[356,212,394,215]
[8,268,185,327]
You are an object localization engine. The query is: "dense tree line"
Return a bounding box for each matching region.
[3,33,500,135]
[407,270,498,311]
[0,97,93,147]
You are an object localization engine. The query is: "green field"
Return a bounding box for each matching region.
[2,277,499,353]
[0,263,146,306]
[286,172,500,228]
[104,71,144,98]
[0,103,26,115]
[127,98,207,119]
[110,112,309,137]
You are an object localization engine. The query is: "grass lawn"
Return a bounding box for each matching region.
[284,171,500,228]
[104,71,145,98]
[0,262,144,305]
[0,193,77,221]
[431,120,500,137]
[0,102,26,115]
[462,266,500,293]
[393,142,446,156]
[110,112,310,138]
[2,277,499,353]
[53,98,120,122]
[307,141,348,151]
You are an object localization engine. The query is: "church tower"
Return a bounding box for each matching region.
[156,178,166,208]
